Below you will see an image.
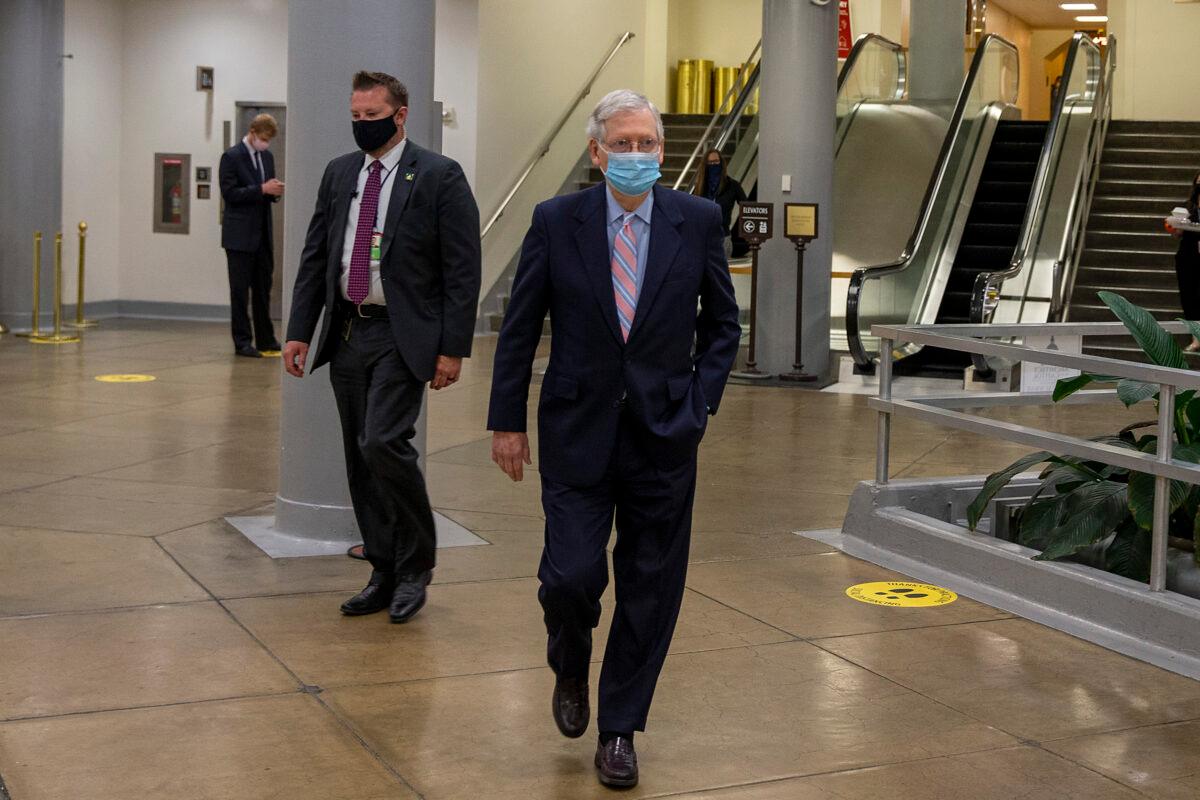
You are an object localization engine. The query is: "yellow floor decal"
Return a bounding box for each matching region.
[94,374,156,383]
[846,581,957,608]
[259,350,282,358]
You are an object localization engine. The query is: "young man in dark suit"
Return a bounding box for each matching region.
[219,113,284,358]
[488,89,740,788]
[282,71,481,624]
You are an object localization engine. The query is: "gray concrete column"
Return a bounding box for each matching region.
[0,0,63,329]
[908,0,967,107]
[754,0,837,378]
[270,0,437,550]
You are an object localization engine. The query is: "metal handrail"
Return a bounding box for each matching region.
[837,33,906,97]
[871,318,1200,591]
[1058,37,1117,321]
[968,33,1102,344]
[480,31,635,239]
[846,34,1020,371]
[672,39,761,191]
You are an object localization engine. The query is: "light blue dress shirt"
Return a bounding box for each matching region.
[606,187,653,298]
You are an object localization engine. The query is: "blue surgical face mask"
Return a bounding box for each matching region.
[601,149,661,196]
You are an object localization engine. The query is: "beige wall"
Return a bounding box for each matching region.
[62,0,124,304]
[984,1,1033,118]
[666,0,761,109]
[850,0,908,46]
[1028,29,1075,121]
[1109,0,1200,120]
[475,0,652,299]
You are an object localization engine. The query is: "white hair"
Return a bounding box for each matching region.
[586,89,665,144]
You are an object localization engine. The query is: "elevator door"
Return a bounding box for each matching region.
[236,103,286,319]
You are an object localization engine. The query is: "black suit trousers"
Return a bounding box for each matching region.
[538,416,697,734]
[225,238,277,350]
[329,314,437,576]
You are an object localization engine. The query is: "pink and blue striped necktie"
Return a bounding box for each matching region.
[612,215,639,341]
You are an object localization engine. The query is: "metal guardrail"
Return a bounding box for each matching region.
[871,320,1200,593]
[846,34,1020,372]
[480,31,635,240]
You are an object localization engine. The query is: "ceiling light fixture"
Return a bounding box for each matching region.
[1075,15,1109,22]
[1060,3,1098,10]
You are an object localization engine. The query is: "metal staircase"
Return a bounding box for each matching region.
[1068,120,1200,360]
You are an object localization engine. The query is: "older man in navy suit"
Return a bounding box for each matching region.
[487,89,740,789]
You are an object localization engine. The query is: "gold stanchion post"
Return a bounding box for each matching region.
[71,221,97,328]
[30,233,80,345]
[15,232,43,338]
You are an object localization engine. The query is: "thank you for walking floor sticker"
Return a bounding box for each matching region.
[846,581,958,608]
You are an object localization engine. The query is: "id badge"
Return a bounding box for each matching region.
[370,230,382,261]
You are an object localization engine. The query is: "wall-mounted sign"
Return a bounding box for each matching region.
[196,66,214,92]
[197,184,211,200]
[784,203,819,242]
[838,0,852,59]
[196,166,211,182]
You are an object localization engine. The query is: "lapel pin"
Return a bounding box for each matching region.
[405,171,415,182]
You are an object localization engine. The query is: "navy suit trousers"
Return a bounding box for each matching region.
[538,414,697,734]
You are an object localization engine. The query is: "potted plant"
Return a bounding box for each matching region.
[966,291,1200,582]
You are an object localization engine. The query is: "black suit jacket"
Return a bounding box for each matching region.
[487,183,741,486]
[219,142,277,253]
[286,140,482,382]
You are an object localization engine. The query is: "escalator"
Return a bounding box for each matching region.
[847,32,1114,378]
[895,120,1045,375]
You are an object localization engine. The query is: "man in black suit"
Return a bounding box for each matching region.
[488,89,740,788]
[219,113,284,358]
[283,71,481,624]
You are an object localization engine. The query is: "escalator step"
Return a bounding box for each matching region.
[972,201,1027,224]
[976,180,1037,202]
[961,221,1022,245]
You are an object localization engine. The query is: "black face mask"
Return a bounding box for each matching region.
[352,112,398,152]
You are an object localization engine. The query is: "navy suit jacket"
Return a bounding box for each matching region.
[219,143,277,253]
[487,183,741,486]
[285,140,482,382]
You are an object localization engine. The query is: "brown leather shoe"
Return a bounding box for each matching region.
[595,736,638,788]
[552,676,589,738]
[388,570,432,624]
[340,573,394,616]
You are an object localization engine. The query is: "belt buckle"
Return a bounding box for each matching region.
[356,303,369,319]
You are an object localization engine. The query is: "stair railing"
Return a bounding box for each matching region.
[967,32,1103,359]
[846,34,1019,372]
[672,40,761,192]
[1056,36,1117,322]
[480,31,635,240]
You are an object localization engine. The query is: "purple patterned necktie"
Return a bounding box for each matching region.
[347,160,383,304]
[612,215,639,341]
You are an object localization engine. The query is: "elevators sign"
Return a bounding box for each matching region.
[784,203,818,243]
[737,202,774,245]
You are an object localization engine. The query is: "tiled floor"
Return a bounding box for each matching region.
[0,319,1189,799]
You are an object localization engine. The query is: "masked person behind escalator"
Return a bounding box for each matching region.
[693,148,747,258]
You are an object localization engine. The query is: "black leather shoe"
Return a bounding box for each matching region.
[595,736,638,788]
[340,574,394,616]
[259,341,282,352]
[235,346,262,358]
[552,676,589,738]
[388,570,432,623]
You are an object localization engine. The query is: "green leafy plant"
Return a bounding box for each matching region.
[967,292,1200,581]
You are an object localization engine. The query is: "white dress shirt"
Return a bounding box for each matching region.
[340,139,407,305]
[242,135,264,180]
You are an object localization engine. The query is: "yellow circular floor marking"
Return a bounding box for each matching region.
[94,374,157,383]
[259,350,282,358]
[846,581,957,608]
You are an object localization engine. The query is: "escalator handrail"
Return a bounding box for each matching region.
[846,34,1020,371]
[672,40,761,192]
[837,33,906,97]
[967,33,1102,335]
[481,31,635,240]
[1057,36,1117,322]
